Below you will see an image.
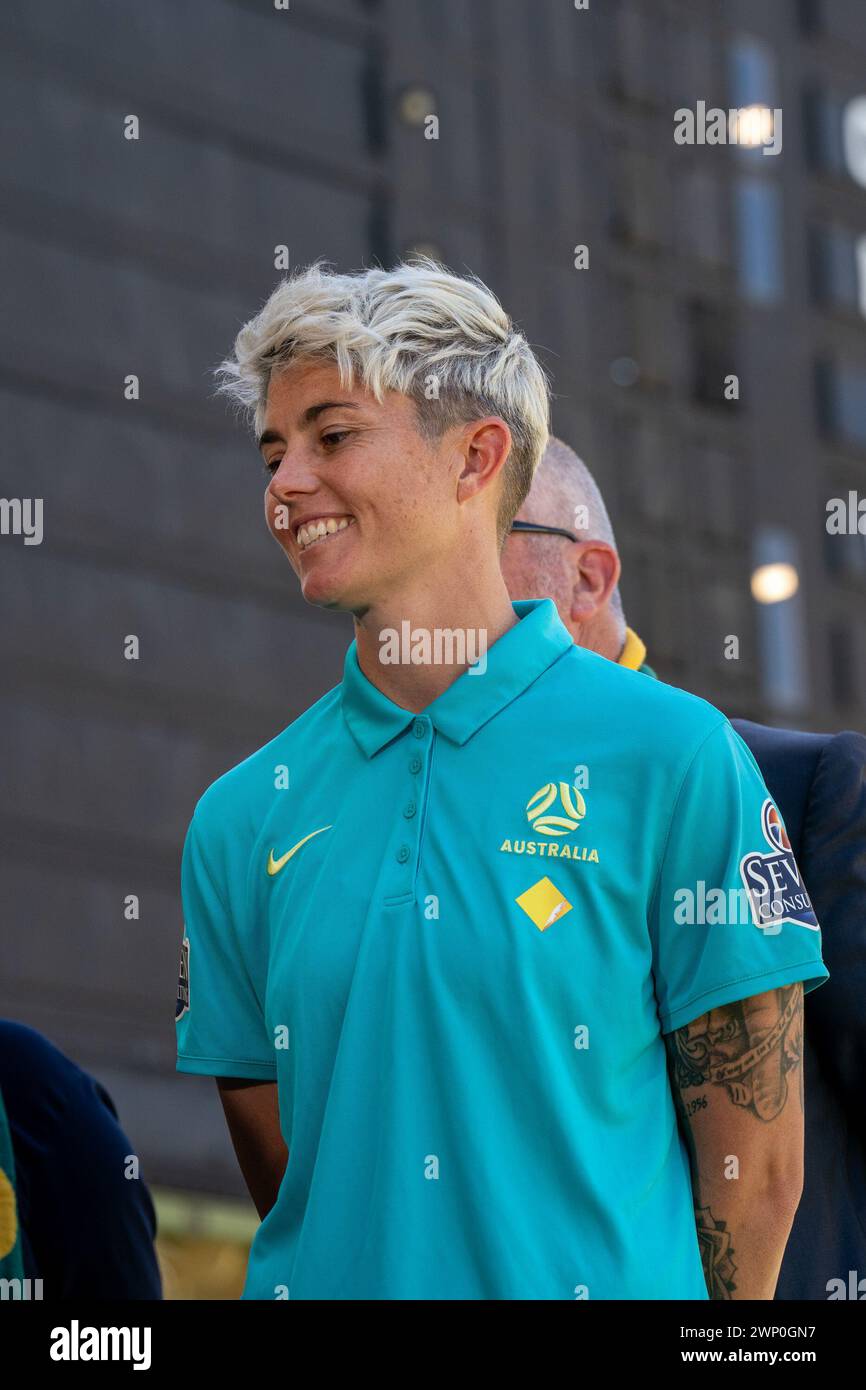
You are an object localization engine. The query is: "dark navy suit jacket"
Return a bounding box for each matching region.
[731,719,866,1301]
[0,1021,162,1299]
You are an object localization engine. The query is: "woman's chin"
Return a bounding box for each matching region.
[300,564,355,611]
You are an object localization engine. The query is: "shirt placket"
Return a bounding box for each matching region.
[381,714,433,904]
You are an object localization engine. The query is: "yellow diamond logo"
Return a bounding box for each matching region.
[515,877,573,931]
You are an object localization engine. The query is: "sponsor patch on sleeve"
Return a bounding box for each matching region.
[739,800,819,932]
[175,935,190,1020]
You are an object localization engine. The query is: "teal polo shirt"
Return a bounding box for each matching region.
[176,597,829,1300]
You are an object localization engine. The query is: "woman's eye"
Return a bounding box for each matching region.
[263,433,349,477]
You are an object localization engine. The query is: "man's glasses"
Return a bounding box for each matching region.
[509,520,578,542]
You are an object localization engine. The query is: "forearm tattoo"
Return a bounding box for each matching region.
[666,985,804,1297]
[695,1206,737,1300]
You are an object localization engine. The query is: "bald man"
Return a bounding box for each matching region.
[500,436,648,671]
[501,436,866,1303]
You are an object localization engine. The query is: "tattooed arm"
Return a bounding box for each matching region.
[663,982,805,1300]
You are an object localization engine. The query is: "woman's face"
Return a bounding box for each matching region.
[259,358,460,616]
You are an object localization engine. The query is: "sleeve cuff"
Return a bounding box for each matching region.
[659,958,830,1034]
[176,1054,278,1080]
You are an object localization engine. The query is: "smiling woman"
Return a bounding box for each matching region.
[214,255,551,551]
[175,257,829,1305]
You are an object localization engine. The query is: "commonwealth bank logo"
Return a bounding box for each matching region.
[499,778,599,864]
[516,876,573,931]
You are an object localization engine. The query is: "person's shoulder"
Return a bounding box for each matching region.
[191,681,343,832]
[785,724,866,770]
[731,717,830,763]
[820,727,866,768]
[0,1020,74,1083]
[549,645,728,748]
[733,719,866,788]
[806,727,866,806]
[0,1021,107,1124]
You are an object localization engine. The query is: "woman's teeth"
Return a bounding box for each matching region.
[297,516,355,552]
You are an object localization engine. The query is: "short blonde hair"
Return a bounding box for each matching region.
[214,257,551,544]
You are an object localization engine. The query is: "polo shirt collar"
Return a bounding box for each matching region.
[341,598,573,757]
[618,626,647,671]
[618,626,658,679]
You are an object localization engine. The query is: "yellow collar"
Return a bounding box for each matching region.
[618,626,647,671]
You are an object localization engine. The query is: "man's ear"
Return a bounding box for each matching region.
[569,541,621,622]
[455,417,512,504]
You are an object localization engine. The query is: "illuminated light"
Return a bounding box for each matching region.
[398,86,436,126]
[732,105,776,147]
[751,562,799,604]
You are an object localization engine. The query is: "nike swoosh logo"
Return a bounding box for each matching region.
[267,825,333,876]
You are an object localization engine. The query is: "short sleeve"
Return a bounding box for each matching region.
[175,808,276,1080]
[650,719,830,1034]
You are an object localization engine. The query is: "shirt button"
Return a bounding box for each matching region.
[409,756,422,774]
[403,802,416,818]
[413,719,426,739]
[396,844,411,863]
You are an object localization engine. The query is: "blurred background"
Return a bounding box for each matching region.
[1,0,865,1296]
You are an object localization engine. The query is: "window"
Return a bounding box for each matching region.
[797,0,822,34]
[701,580,751,674]
[634,288,678,387]
[729,34,779,110]
[823,508,866,580]
[752,526,809,713]
[675,168,728,264]
[609,278,678,389]
[620,548,692,678]
[627,421,679,524]
[815,359,866,447]
[828,623,858,709]
[804,88,846,173]
[800,0,866,48]
[610,148,666,249]
[808,223,866,317]
[689,302,740,409]
[810,223,858,309]
[649,556,689,663]
[673,25,719,111]
[734,178,784,302]
[609,1,666,108]
[804,87,866,186]
[858,236,866,317]
[688,446,740,537]
[620,548,652,650]
[843,95,866,188]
